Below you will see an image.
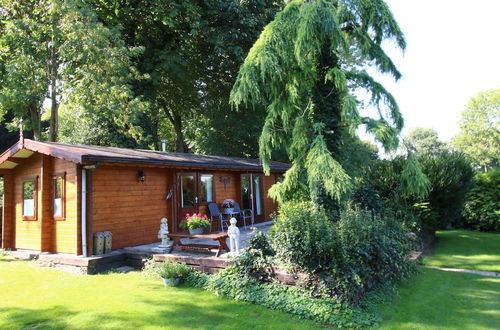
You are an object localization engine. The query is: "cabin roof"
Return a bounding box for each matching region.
[0,139,290,171]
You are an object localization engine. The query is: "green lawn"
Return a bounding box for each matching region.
[0,261,322,330]
[376,268,500,330]
[421,230,500,272]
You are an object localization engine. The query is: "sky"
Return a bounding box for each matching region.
[371,0,500,142]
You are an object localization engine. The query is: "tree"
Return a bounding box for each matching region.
[0,0,144,142]
[90,0,279,152]
[406,127,448,157]
[453,88,500,171]
[231,0,427,203]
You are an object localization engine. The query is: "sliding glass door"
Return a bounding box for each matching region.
[240,174,264,223]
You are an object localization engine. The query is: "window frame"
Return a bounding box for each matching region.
[22,176,38,221]
[53,172,66,220]
[198,173,215,205]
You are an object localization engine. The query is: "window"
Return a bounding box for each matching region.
[200,174,214,203]
[53,173,66,219]
[22,178,37,220]
[181,175,196,208]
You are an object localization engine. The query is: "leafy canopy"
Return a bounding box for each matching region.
[0,0,144,143]
[452,88,500,171]
[231,0,408,202]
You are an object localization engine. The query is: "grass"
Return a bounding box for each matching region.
[0,261,322,330]
[421,230,500,272]
[376,268,500,330]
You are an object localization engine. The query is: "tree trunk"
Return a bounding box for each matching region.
[29,102,41,141]
[49,77,58,142]
[164,108,188,153]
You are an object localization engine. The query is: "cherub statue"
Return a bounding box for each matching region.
[227,217,240,255]
[157,217,170,248]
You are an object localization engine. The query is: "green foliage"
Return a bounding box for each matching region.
[0,0,145,143]
[406,127,448,157]
[233,231,275,280]
[193,266,378,328]
[400,153,431,200]
[269,202,344,274]
[157,261,192,280]
[231,0,406,202]
[336,207,415,300]
[268,201,414,302]
[89,0,279,153]
[419,151,474,229]
[452,88,500,171]
[463,169,500,232]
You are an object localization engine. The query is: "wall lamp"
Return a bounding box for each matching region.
[138,170,146,182]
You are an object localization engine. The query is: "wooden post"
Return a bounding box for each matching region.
[41,155,53,252]
[1,171,15,249]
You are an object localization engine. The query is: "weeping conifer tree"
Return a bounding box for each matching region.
[231,0,428,204]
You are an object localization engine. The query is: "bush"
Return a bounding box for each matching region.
[463,169,500,232]
[269,201,344,274]
[337,207,414,300]
[420,151,474,229]
[233,230,275,280]
[157,261,192,280]
[268,202,414,303]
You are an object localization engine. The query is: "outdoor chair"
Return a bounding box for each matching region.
[208,203,228,232]
[232,201,253,229]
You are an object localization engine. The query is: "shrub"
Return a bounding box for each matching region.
[157,261,192,279]
[233,230,275,280]
[337,207,414,300]
[419,151,474,229]
[269,201,345,274]
[463,169,500,232]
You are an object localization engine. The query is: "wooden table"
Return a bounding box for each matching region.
[167,232,229,257]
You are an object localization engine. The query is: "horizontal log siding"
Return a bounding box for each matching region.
[92,166,171,249]
[13,153,42,250]
[1,171,14,249]
[52,158,79,254]
[262,175,278,221]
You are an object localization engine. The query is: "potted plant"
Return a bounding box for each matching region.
[158,261,191,287]
[222,199,236,213]
[180,213,211,235]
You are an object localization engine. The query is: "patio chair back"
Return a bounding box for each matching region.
[208,203,227,232]
[232,201,253,229]
[208,203,221,217]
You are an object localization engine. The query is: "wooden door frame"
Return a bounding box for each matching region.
[174,171,216,232]
[176,172,199,230]
[240,173,265,223]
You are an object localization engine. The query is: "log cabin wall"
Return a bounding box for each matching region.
[51,158,79,254]
[91,166,172,250]
[262,174,279,221]
[1,171,14,249]
[13,153,42,250]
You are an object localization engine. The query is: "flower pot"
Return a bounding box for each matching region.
[188,227,204,235]
[224,208,234,214]
[162,277,181,287]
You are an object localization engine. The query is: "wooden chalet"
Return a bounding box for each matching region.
[0,138,288,256]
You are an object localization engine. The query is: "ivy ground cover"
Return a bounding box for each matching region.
[421,230,500,272]
[0,261,321,330]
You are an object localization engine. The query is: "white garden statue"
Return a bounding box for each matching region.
[157,217,172,250]
[227,217,240,256]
